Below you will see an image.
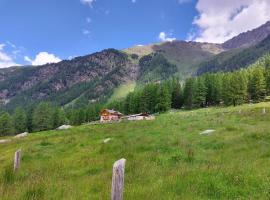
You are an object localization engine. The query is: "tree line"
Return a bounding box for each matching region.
[107,54,270,113]
[0,103,102,137]
[1,54,270,136]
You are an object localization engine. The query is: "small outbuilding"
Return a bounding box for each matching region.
[126,113,155,121]
[100,109,123,122]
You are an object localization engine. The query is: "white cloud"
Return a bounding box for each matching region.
[189,0,270,43]
[24,56,32,63]
[82,29,91,35]
[81,0,95,7]
[131,0,136,3]
[0,43,20,68]
[158,32,176,42]
[25,52,61,66]
[0,44,5,51]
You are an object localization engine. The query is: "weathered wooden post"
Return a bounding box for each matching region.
[14,149,21,172]
[262,108,266,114]
[111,158,126,200]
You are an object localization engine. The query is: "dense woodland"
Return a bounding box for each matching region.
[1,54,270,137]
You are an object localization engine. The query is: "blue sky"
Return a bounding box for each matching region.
[0,0,270,67]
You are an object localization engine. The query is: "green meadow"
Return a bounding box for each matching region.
[1,102,270,199]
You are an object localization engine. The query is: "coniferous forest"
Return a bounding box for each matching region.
[1,54,270,136]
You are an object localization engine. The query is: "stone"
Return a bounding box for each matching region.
[14,132,28,138]
[200,130,215,135]
[103,138,112,143]
[56,125,72,130]
[0,139,11,144]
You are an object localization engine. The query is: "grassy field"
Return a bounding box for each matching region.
[1,103,270,199]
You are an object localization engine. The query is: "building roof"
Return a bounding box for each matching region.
[126,113,150,118]
[101,109,123,116]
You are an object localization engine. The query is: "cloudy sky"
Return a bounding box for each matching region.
[0,0,270,68]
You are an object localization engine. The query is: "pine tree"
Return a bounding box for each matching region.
[183,78,196,109]
[26,107,34,133]
[13,107,27,133]
[171,79,183,109]
[32,102,54,132]
[155,84,171,112]
[231,71,248,106]
[53,108,67,128]
[194,77,207,108]
[249,67,266,102]
[264,55,270,95]
[0,112,13,136]
[205,74,222,106]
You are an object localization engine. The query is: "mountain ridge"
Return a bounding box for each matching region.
[1,21,270,110]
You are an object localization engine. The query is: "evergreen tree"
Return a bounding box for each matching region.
[204,73,222,106]
[249,67,266,102]
[0,112,13,136]
[222,71,247,106]
[26,107,34,133]
[13,107,27,133]
[194,77,207,108]
[171,79,183,109]
[155,85,171,112]
[183,78,196,109]
[53,108,67,128]
[32,102,54,132]
[264,55,270,95]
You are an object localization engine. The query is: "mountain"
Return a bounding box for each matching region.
[124,41,224,79]
[197,21,270,75]
[0,41,223,110]
[222,21,270,49]
[0,49,140,110]
[1,21,270,110]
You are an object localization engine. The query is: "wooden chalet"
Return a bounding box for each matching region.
[100,109,123,122]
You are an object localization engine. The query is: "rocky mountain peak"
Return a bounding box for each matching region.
[222,21,270,49]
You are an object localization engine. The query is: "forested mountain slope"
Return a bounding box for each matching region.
[197,35,270,75]
[0,41,223,110]
[1,21,270,110]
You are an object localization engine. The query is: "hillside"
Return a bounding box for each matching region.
[197,35,270,75]
[1,103,270,199]
[124,41,224,79]
[222,21,270,49]
[0,41,224,110]
[1,21,270,110]
[0,49,139,110]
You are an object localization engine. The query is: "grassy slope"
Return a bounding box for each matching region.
[107,81,136,103]
[1,103,270,199]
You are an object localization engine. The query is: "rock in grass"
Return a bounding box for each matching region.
[14,132,28,138]
[200,130,215,135]
[0,139,11,144]
[56,125,72,130]
[103,138,112,143]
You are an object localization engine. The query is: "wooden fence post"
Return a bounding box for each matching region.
[14,149,21,172]
[262,108,266,114]
[111,158,126,200]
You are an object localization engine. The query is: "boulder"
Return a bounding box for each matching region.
[200,130,215,135]
[103,138,112,143]
[14,132,28,138]
[0,139,11,144]
[56,125,72,130]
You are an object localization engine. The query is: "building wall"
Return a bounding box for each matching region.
[128,116,144,121]
[100,115,120,122]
